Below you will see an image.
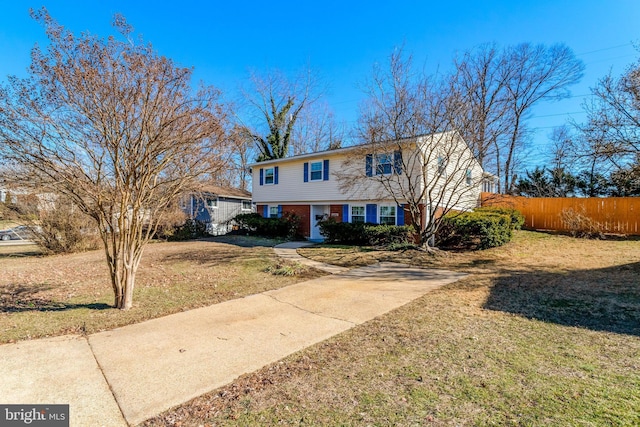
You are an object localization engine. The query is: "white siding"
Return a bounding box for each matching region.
[252,153,400,204]
[251,132,485,213]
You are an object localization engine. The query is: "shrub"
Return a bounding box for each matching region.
[264,261,308,276]
[560,207,604,239]
[437,211,512,249]
[233,212,300,239]
[474,206,525,230]
[318,219,368,245]
[319,219,415,248]
[364,224,416,247]
[17,197,101,254]
[168,218,208,241]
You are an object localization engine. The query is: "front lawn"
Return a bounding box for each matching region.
[0,236,325,343]
[144,231,640,426]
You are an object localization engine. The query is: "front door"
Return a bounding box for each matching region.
[310,205,329,241]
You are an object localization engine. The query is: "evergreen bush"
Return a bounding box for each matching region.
[437,211,512,249]
[474,206,525,230]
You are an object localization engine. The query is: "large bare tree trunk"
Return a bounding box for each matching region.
[113,266,136,310]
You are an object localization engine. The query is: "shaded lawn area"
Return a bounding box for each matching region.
[0,236,325,343]
[144,231,640,426]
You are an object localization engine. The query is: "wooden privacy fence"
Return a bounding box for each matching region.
[480,193,640,235]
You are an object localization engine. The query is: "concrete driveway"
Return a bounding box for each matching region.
[0,247,466,426]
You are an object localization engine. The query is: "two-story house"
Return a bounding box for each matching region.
[250,132,493,241]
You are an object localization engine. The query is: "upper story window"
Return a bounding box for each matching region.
[366,151,402,177]
[304,160,329,182]
[310,161,323,181]
[437,156,447,175]
[242,200,252,211]
[375,153,393,175]
[259,166,278,186]
[265,167,275,185]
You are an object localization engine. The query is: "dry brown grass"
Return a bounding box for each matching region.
[0,236,325,343]
[144,231,640,426]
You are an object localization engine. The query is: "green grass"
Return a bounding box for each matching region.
[144,231,640,426]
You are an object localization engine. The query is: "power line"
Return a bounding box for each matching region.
[577,43,634,56]
[584,54,637,67]
[530,111,586,119]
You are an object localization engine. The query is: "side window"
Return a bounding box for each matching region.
[466,169,472,186]
[207,197,218,209]
[437,156,447,175]
[242,200,252,211]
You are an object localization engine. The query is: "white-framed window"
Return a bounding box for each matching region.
[269,206,279,218]
[466,169,472,186]
[379,205,396,225]
[351,205,365,224]
[179,196,188,210]
[265,167,275,185]
[437,156,447,175]
[207,197,218,209]
[375,153,393,175]
[310,161,323,181]
[242,200,252,211]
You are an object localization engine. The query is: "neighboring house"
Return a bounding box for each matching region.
[0,187,55,210]
[181,185,253,235]
[250,132,495,241]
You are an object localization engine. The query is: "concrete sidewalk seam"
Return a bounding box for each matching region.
[84,335,130,426]
[264,292,358,326]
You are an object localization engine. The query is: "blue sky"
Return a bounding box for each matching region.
[1,1,639,167]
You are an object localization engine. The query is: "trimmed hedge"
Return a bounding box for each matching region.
[437,211,512,249]
[319,218,415,249]
[474,206,525,230]
[233,212,300,239]
[318,220,367,245]
[365,224,416,247]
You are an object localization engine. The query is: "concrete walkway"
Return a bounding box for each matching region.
[0,245,466,426]
[273,241,349,274]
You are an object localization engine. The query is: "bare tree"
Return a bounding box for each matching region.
[0,9,227,309]
[240,68,323,161]
[292,101,345,154]
[453,43,511,172]
[337,50,485,250]
[500,43,584,192]
[453,43,584,193]
[548,125,577,172]
[579,51,640,166]
[215,124,254,191]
